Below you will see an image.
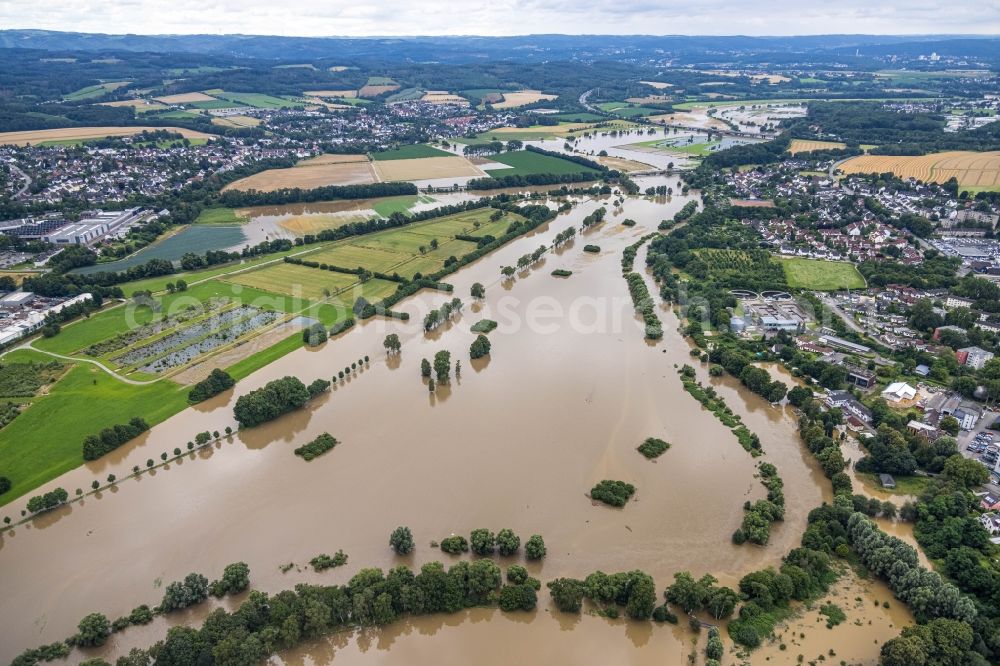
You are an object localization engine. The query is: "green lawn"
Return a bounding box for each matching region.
[189,99,247,110]
[63,81,130,101]
[483,150,600,178]
[372,195,422,217]
[0,351,189,507]
[372,144,452,161]
[596,102,662,117]
[779,258,866,291]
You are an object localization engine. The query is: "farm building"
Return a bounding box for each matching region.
[878,474,896,489]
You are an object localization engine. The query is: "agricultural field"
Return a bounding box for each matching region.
[211,115,262,129]
[305,89,358,98]
[153,91,218,104]
[491,89,558,109]
[372,144,452,160]
[483,150,601,178]
[189,98,247,110]
[779,257,867,290]
[474,122,595,141]
[788,139,848,154]
[0,126,213,146]
[359,77,401,98]
[640,80,673,89]
[372,155,484,181]
[71,225,246,274]
[194,207,249,224]
[596,101,662,117]
[551,112,605,122]
[224,262,368,300]
[213,91,303,109]
[98,99,167,113]
[63,81,130,101]
[386,88,425,103]
[421,91,469,104]
[838,151,1000,192]
[598,156,655,172]
[223,159,377,192]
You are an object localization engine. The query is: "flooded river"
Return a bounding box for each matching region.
[0,183,910,664]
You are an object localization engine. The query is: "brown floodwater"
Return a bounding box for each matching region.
[0,186,908,664]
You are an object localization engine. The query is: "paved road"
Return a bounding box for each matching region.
[8,163,30,198]
[818,294,866,334]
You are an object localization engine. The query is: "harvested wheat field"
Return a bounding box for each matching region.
[359,83,400,98]
[640,81,673,89]
[304,89,357,98]
[598,156,655,172]
[839,151,1000,191]
[493,90,558,109]
[372,155,484,181]
[211,116,262,129]
[421,92,469,104]
[153,92,218,104]
[223,160,377,192]
[626,95,671,105]
[98,99,167,111]
[789,139,847,154]
[298,154,370,166]
[0,126,214,146]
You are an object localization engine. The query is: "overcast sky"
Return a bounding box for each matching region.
[1,0,997,37]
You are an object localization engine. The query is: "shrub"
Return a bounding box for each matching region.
[440,535,469,554]
[470,334,492,359]
[637,437,670,459]
[507,564,529,584]
[310,550,348,571]
[76,612,111,647]
[390,526,415,554]
[470,528,496,555]
[499,584,537,611]
[187,369,235,404]
[590,479,636,507]
[525,534,546,560]
[548,577,587,612]
[159,573,209,612]
[307,378,331,398]
[294,433,338,461]
[496,528,520,556]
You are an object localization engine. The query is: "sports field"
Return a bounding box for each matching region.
[223,160,377,192]
[373,155,484,181]
[0,126,214,146]
[839,151,1000,191]
[779,258,866,291]
[788,139,847,154]
[483,150,600,178]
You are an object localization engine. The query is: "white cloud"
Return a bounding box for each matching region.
[0,0,996,36]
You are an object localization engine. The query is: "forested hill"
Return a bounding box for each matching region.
[1,30,998,65]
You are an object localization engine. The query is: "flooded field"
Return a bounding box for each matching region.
[0,183,909,664]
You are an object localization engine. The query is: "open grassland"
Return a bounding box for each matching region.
[483,150,601,178]
[223,160,377,192]
[0,126,214,146]
[373,155,484,181]
[306,244,410,273]
[153,91,217,104]
[789,139,847,154]
[372,144,452,160]
[492,90,558,109]
[63,81,130,101]
[779,257,866,291]
[839,151,1000,192]
[215,91,303,109]
[596,101,663,117]
[0,351,189,504]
